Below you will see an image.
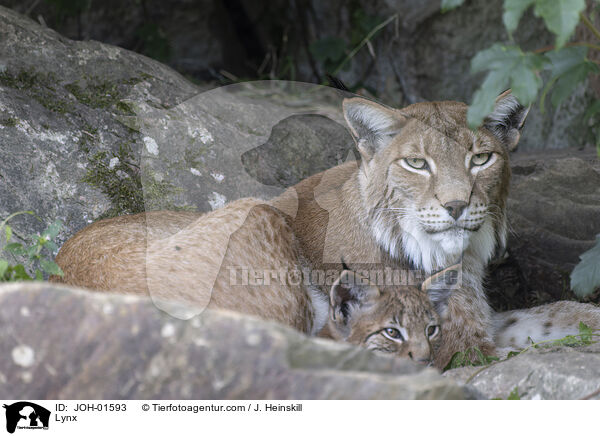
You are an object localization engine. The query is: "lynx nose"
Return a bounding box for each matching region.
[408,352,432,365]
[443,200,467,221]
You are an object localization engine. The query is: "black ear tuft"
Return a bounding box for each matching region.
[327,74,350,92]
[340,257,350,272]
[482,90,529,151]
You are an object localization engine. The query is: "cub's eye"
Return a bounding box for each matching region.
[382,327,404,341]
[471,153,491,166]
[404,158,428,170]
[426,325,439,338]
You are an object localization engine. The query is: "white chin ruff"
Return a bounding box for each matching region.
[374,216,496,274]
[430,228,470,258]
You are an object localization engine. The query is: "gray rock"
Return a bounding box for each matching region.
[444,343,600,400]
[0,5,197,249]
[0,6,349,267]
[486,148,600,310]
[241,114,356,188]
[0,283,474,399]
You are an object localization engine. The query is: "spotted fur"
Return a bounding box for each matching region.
[493,301,600,354]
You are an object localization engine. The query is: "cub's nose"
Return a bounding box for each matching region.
[443,200,467,221]
[407,352,432,366]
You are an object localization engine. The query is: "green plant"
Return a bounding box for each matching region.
[443,0,600,153]
[444,346,500,370]
[0,211,64,281]
[570,235,600,297]
[443,0,600,298]
[447,322,599,374]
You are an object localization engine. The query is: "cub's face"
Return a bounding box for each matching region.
[345,287,442,364]
[327,268,456,365]
[343,93,528,272]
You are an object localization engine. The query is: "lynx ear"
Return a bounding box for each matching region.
[329,269,380,337]
[343,97,406,159]
[421,264,462,317]
[482,90,530,151]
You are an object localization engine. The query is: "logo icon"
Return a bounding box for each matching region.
[3,402,50,434]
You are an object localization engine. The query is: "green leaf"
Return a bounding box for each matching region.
[34,269,43,280]
[503,0,535,34]
[544,47,599,106]
[468,44,547,127]
[4,242,24,255]
[4,225,11,242]
[0,259,8,278]
[510,59,544,105]
[11,264,32,281]
[26,244,41,259]
[533,0,586,48]
[45,241,59,253]
[41,219,62,240]
[468,71,509,128]
[570,234,600,297]
[552,63,598,106]
[441,0,465,12]
[545,46,588,78]
[40,259,64,276]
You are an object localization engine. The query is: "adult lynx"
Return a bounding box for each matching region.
[54,91,530,367]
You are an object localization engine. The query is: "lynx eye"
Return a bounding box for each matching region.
[471,153,491,166]
[426,325,440,339]
[382,327,404,341]
[404,158,428,170]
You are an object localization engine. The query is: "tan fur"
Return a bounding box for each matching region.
[53,198,315,332]
[54,93,530,367]
[271,94,525,367]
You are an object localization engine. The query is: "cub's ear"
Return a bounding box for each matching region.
[329,269,380,337]
[421,264,462,318]
[342,97,407,159]
[482,90,530,151]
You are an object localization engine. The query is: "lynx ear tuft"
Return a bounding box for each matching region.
[342,97,406,159]
[482,90,530,151]
[421,264,462,317]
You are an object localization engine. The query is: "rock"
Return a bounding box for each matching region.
[3,1,593,152]
[444,342,600,400]
[0,5,350,265]
[0,5,197,250]
[486,148,600,310]
[0,283,474,399]
[241,114,355,188]
[2,0,245,81]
